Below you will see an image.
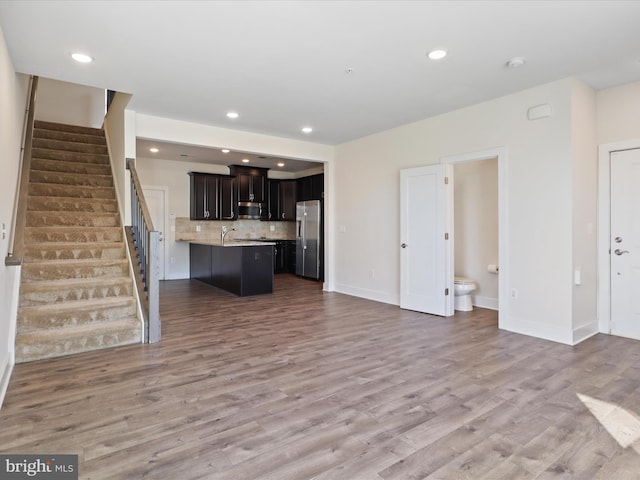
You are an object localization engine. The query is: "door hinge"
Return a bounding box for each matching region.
[444,176,449,185]
[445,288,449,296]
[445,233,449,240]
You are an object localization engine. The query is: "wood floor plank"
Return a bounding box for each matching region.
[1,275,640,479]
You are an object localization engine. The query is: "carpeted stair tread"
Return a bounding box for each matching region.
[31,147,110,164]
[23,242,126,261]
[31,158,112,175]
[21,258,130,282]
[26,211,120,227]
[19,277,135,306]
[29,182,116,199]
[24,226,123,243]
[15,318,141,363]
[32,137,108,155]
[27,196,118,213]
[18,297,138,332]
[33,127,107,145]
[34,120,104,136]
[29,170,114,187]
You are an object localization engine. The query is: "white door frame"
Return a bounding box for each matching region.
[440,146,508,327]
[597,139,640,334]
[142,185,169,281]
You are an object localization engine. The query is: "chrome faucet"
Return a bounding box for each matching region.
[221,226,236,244]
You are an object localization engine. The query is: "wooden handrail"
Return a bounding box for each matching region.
[6,76,38,266]
[126,158,161,343]
[127,158,155,232]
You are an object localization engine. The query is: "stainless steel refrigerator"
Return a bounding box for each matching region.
[296,200,321,280]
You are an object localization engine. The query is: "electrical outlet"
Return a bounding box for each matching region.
[370,269,375,278]
[270,224,275,232]
[510,288,518,299]
[196,225,201,232]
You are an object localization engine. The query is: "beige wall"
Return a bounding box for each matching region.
[454,158,499,309]
[597,81,640,144]
[0,26,29,406]
[34,77,105,128]
[334,78,580,343]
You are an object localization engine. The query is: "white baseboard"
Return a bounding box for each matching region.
[572,322,599,345]
[334,283,399,306]
[0,360,14,411]
[473,295,498,311]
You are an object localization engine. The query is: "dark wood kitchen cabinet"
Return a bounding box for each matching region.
[297,173,324,202]
[188,172,236,220]
[279,179,296,221]
[229,165,267,203]
[264,179,281,221]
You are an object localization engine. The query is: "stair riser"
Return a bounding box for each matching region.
[18,303,138,332]
[27,197,118,213]
[23,245,126,262]
[29,170,114,187]
[21,263,130,282]
[31,158,112,176]
[19,281,134,307]
[24,228,123,243]
[34,128,107,146]
[34,120,104,137]
[32,138,108,155]
[26,212,120,228]
[15,324,141,363]
[29,183,116,199]
[31,147,109,165]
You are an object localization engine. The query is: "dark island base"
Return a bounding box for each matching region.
[190,243,274,296]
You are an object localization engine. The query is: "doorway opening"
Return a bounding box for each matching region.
[453,157,499,312]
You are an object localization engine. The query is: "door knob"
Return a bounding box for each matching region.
[614,249,629,255]
[401,243,407,248]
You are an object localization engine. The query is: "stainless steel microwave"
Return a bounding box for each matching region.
[237,202,263,219]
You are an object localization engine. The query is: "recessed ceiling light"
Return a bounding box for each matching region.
[221,149,230,153]
[277,162,285,167]
[226,111,239,119]
[71,52,93,63]
[505,57,526,69]
[427,49,447,60]
[149,147,159,153]
[301,126,313,134]
[242,158,250,163]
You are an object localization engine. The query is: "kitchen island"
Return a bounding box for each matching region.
[189,240,275,296]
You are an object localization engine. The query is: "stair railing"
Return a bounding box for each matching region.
[5,76,38,267]
[126,158,161,343]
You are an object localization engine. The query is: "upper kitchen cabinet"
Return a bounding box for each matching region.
[264,178,281,221]
[297,173,324,202]
[279,179,297,221]
[229,165,268,203]
[188,172,236,220]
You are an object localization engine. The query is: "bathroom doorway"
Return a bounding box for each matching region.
[453,158,499,311]
[441,147,507,322]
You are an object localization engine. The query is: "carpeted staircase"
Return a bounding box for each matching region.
[15,120,142,363]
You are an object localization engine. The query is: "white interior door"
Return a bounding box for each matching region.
[400,164,453,316]
[610,149,640,340]
[142,187,167,280]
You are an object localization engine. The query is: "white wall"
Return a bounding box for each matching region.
[334,78,578,344]
[34,77,105,128]
[597,81,640,144]
[0,26,29,408]
[454,158,498,310]
[570,80,598,343]
[103,92,133,221]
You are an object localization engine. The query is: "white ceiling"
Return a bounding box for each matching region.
[1,0,640,146]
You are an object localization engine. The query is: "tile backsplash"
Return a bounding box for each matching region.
[175,217,296,242]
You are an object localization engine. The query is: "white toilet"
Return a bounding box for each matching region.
[454,276,477,312]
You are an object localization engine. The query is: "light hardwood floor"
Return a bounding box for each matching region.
[2,275,640,479]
